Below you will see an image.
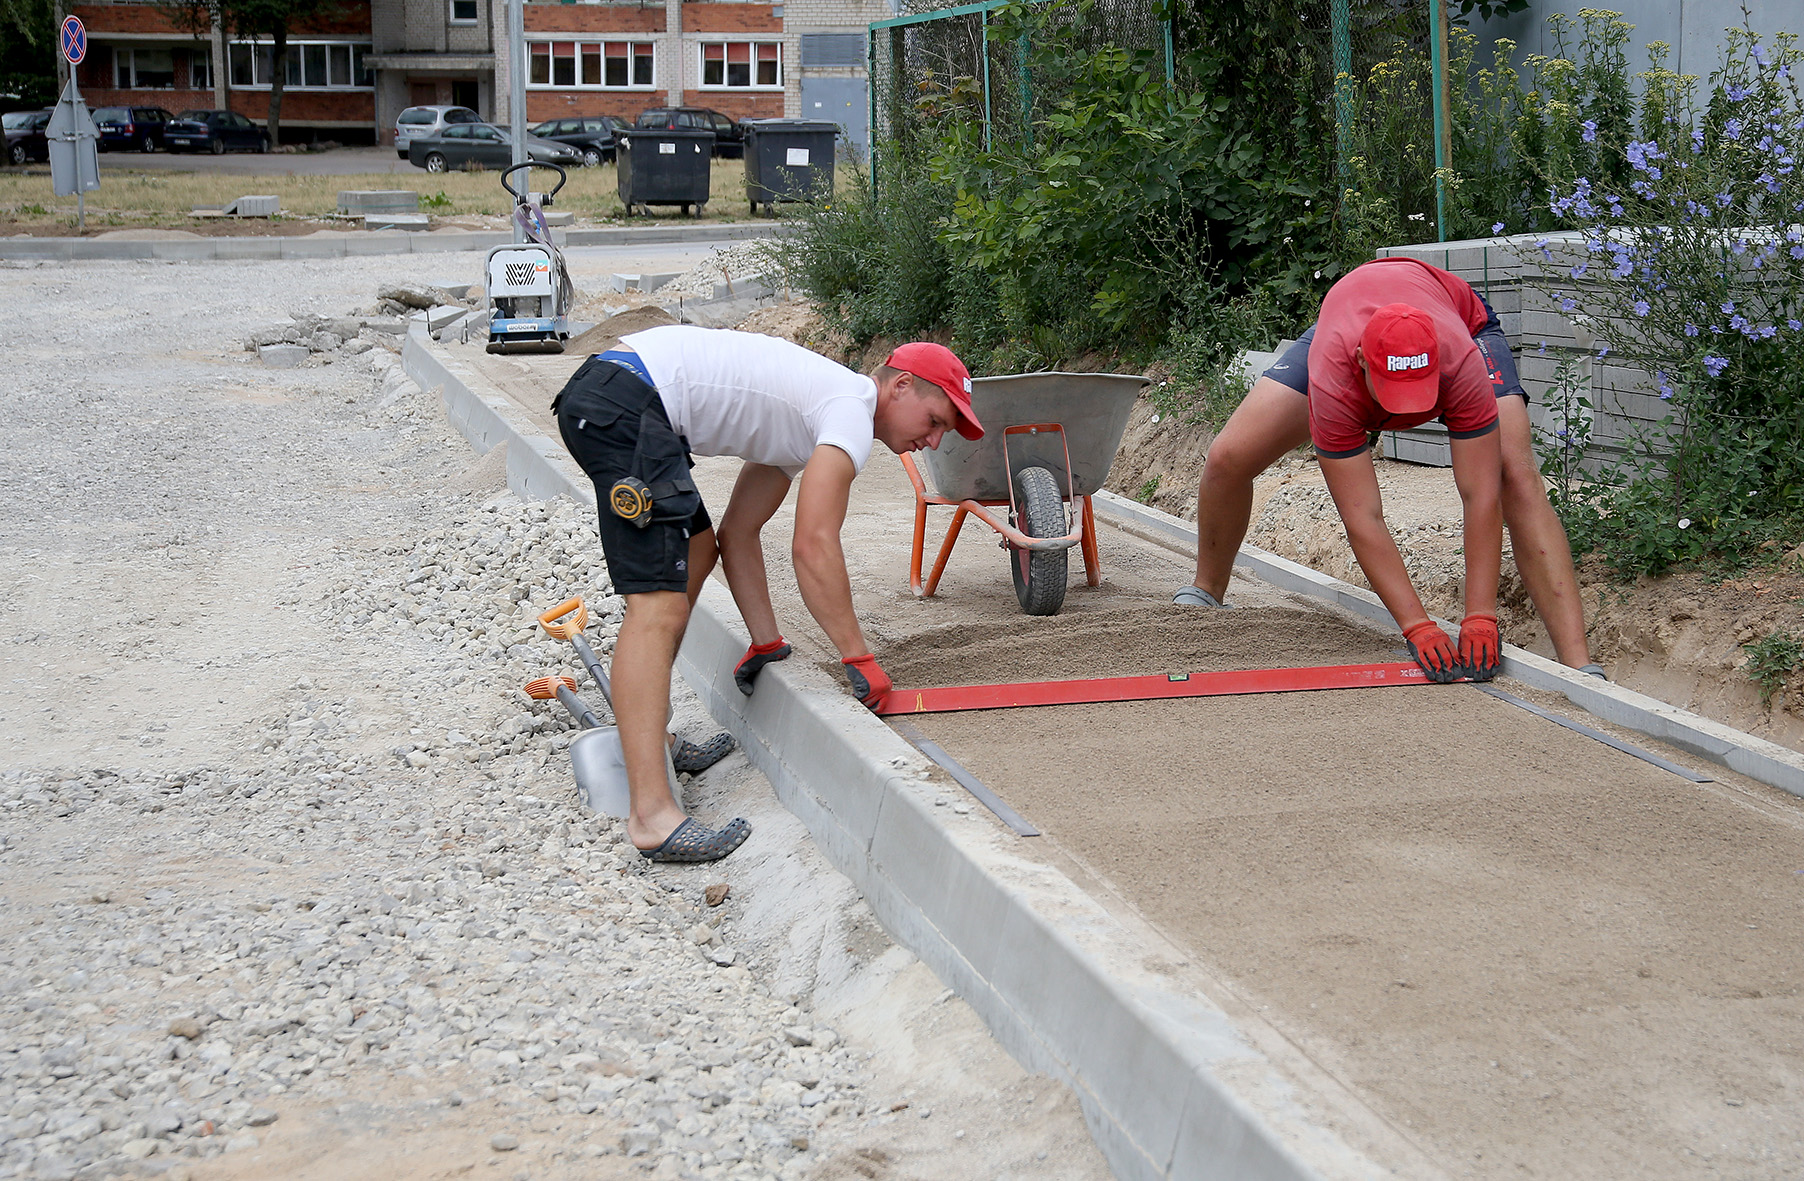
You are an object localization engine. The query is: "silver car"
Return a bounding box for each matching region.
[393,104,481,159]
[406,123,582,173]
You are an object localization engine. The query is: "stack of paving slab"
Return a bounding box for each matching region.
[338,190,428,231]
[1375,232,1671,472]
[191,195,281,218]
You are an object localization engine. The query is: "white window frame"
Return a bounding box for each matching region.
[698,40,783,91]
[188,47,213,91]
[449,0,478,26]
[524,38,656,90]
[114,47,178,90]
[226,40,374,90]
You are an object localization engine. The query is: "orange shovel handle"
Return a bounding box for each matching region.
[538,597,588,640]
[524,675,579,700]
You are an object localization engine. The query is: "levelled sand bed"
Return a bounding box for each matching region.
[902,609,1804,1179]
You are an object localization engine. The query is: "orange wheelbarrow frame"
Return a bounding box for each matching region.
[900,422,1103,599]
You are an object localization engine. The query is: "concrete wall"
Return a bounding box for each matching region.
[1483,0,1795,81]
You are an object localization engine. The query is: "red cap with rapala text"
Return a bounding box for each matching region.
[1361,303,1440,415]
[885,342,984,440]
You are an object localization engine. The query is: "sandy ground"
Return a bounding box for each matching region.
[453,325,1804,1179]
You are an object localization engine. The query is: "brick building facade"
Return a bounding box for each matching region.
[71,0,894,150]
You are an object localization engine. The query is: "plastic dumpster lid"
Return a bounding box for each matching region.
[744,119,839,132]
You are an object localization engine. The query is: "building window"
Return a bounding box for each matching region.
[115,48,176,89]
[188,48,212,90]
[527,40,653,89]
[450,0,478,23]
[228,41,372,88]
[701,41,780,89]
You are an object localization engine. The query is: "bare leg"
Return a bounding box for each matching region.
[1188,378,1314,600]
[613,589,691,849]
[685,527,718,606]
[1496,396,1592,667]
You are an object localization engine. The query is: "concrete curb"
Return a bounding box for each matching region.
[400,329,1388,1181]
[2,222,783,262]
[1092,489,1804,798]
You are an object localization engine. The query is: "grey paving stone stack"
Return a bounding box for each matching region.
[1375,233,1674,472]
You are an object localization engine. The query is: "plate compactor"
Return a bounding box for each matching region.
[484,162,575,354]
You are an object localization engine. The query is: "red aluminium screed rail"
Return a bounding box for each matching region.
[873,661,1440,716]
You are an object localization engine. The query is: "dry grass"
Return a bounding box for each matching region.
[0,157,852,230]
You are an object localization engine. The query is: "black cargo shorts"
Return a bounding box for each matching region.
[553,356,713,595]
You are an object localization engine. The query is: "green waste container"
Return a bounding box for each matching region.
[742,119,837,214]
[616,127,714,216]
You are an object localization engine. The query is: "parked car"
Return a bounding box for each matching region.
[165,110,270,154]
[529,115,629,166]
[634,107,745,158]
[4,109,52,166]
[92,106,174,153]
[406,123,581,173]
[394,105,482,159]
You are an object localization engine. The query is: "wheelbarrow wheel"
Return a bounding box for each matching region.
[1011,466,1068,616]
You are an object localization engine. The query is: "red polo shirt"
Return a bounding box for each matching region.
[1307,258,1500,458]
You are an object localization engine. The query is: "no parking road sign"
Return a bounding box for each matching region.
[60,16,87,65]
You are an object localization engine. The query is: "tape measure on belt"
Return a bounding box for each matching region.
[609,475,696,528]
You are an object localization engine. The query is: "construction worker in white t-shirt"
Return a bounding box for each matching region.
[552,326,984,863]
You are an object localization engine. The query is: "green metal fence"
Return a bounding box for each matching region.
[868,0,1456,239]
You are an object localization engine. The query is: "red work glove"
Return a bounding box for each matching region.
[842,654,892,709]
[734,637,791,696]
[1458,613,1501,682]
[1402,620,1461,683]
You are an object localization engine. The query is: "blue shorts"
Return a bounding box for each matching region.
[1262,298,1527,403]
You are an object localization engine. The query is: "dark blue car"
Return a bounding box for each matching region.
[165,110,270,155]
[92,106,175,153]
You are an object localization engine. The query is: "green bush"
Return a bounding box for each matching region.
[1742,630,1804,708]
[1539,25,1804,577]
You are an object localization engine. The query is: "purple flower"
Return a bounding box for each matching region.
[1560,296,1578,312]
[1597,344,1610,358]
[1792,245,1804,260]
[1730,314,1751,332]
[1692,129,1706,153]
[1732,239,1748,254]
[1536,340,1548,355]
[1492,222,1505,234]
[1581,120,1598,143]
[1704,355,1729,377]
[1753,44,1768,67]
[1790,319,1803,331]
[1727,85,1750,102]
[1759,324,1777,339]
[1684,323,1700,337]
[1725,118,1744,140]
[1633,300,1651,316]
[1717,191,1734,207]
[1656,370,1673,398]
[1571,263,1589,278]
[1722,300,1736,314]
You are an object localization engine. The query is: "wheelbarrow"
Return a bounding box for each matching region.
[901,371,1149,616]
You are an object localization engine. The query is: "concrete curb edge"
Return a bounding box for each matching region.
[2,222,783,262]
[1092,489,1804,798]
[401,333,1385,1181]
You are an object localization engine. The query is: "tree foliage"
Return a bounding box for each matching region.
[159,0,344,142]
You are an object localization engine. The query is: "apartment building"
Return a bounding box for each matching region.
[68,0,893,151]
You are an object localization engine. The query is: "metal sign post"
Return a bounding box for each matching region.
[50,17,101,233]
[508,0,526,244]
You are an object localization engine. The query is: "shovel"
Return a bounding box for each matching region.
[527,599,684,818]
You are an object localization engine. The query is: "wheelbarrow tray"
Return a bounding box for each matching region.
[915,371,1149,502]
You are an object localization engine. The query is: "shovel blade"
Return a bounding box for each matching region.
[567,727,682,819]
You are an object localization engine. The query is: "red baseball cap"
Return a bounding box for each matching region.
[885,342,984,440]
[1361,304,1440,415]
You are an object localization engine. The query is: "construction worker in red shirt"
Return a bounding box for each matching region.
[1174,257,1603,681]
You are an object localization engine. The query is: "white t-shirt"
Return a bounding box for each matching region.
[620,326,877,478]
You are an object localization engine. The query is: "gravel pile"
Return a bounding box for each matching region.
[656,243,779,301]
[0,347,874,1181]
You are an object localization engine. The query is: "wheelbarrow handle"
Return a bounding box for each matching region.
[539,597,588,640]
